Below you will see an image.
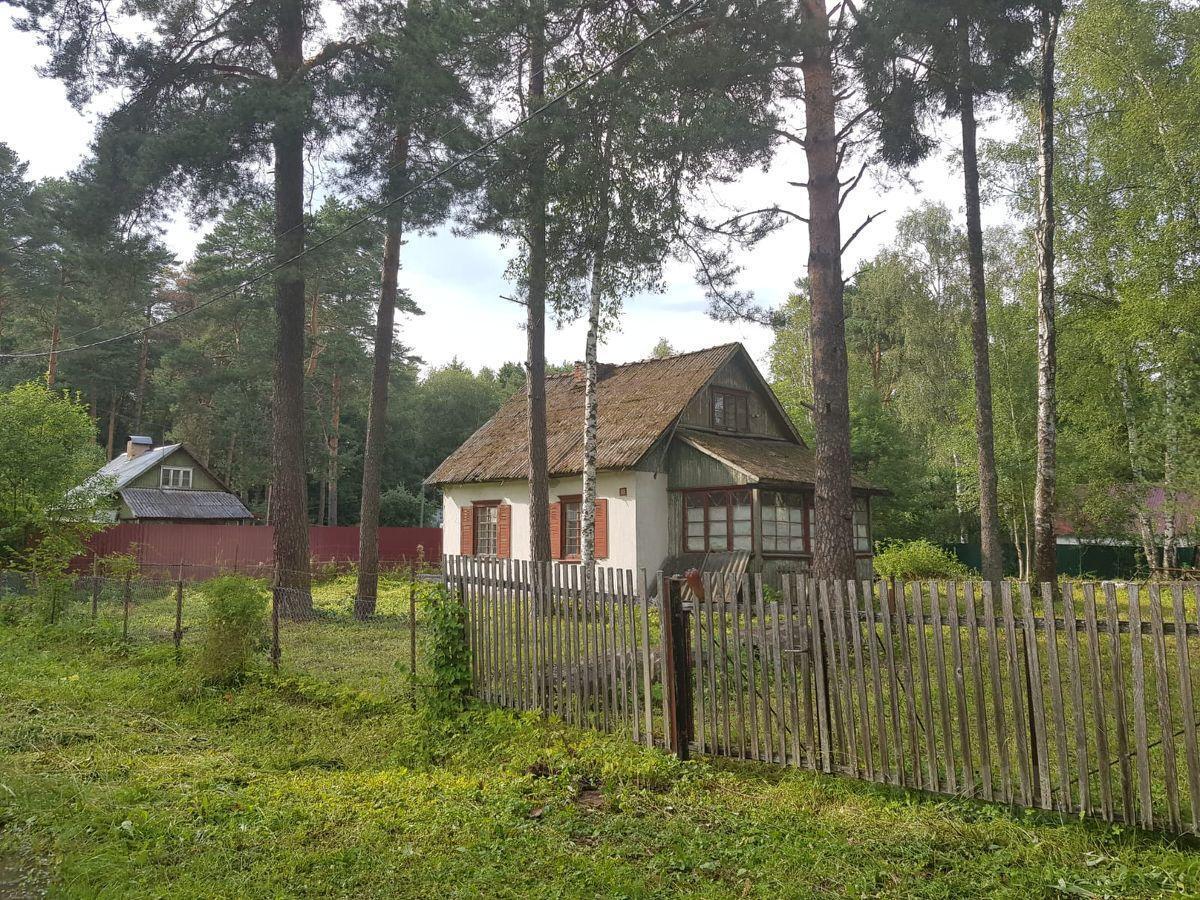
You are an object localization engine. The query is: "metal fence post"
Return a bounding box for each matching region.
[91,562,99,621]
[270,575,281,674]
[121,573,132,642]
[173,580,184,665]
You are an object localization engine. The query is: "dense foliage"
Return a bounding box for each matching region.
[0,382,107,569]
[195,575,269,684]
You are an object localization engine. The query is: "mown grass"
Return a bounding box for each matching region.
[2,579,1200,898]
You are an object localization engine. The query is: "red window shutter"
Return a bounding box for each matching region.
[497,504,512,558]
[549,502,562,560]
[460,506,474,556]
[594,498,609,559]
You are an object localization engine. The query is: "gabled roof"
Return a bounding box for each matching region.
[677,430,881,492]
[428,343,790,486]
[121,488,254,521]
[92,443,186,491]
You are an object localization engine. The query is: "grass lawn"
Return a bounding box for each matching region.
[2,580,1199,898]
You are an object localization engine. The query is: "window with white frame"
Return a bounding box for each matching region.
[473,503,499,557]
[761,491,809,553]
[160,466,193,489]
[853,496,871,553]
[685,488,752,552]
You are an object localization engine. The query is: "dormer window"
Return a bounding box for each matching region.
[711,387,749,432]
[160,466,193,489]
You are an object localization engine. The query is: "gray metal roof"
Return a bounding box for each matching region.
[120,487,254,520]
[92,443,184,491]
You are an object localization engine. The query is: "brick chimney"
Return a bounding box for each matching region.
[126,435,154,459]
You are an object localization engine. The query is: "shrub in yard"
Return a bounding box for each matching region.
[873,539,974,580]
[424,584,471,715]
[195,576,268,684]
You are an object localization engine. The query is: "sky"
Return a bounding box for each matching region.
[0,10,1018,377]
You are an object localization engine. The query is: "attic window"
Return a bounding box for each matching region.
[160,466,193,489]
[711,388,749,432]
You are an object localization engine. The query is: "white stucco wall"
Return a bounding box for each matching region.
[441,469,671,576]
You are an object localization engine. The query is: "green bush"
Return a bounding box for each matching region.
[195,576,268,684]
[873,539,974,580]
[424,585,471,715]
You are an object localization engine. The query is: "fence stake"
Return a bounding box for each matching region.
[173,580,184,665]
[409,564,417,706]
[121,573,131,642]
[270,575,281,674]
[661,575,690,760]
[91,560,99,621]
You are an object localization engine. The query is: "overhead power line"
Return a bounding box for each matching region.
[0,0,705,362]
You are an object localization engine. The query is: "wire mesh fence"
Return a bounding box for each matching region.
[0,566,445,701]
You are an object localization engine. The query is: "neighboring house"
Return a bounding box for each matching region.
[88,436,254,525]
[427,343,880,582]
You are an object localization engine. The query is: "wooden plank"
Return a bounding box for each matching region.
[810,577,831,771]
[830,581,855,773]
[894,579,921,788]
[618,570,632,736]
[694,578,707,754]
[769,591,788,766]
[1148,584,1181,831]
[1060,583,1090,816]
[928,582,957,795]
[1102,582,1134,824]
[624,569,637,734]
[1039,582,1071,812]
[847,581,874,781]
[1083,584,1113,820]
[1019,582,1052,809]
[1000,581,1032,807]
[705,573,721,753]
[745,575,762,761]
[729,575,747,759]
[639,569,654,747]
[756,577,777,762]
[783,576,804,767]
[964,582,992,801]
[1126,582,1154,828]
[795,576,817,770]
[863,580,889,782]
[657,571,672,748]
[718,573,735,760]
[1173,582,1200,832]
[946,581,974,797]
[982,581,1012,804]
[879,580,905,787]
[911,581,938,791]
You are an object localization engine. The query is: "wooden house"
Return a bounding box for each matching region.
[88,436,254,525]
[427,344,878,581]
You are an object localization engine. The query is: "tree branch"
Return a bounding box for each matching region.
[841,210,885,254]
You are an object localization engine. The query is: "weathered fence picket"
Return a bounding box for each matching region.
[445,556,1200,838]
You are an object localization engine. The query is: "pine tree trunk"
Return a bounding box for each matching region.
[46,321,60,388]
[957,29,1004,586]
[581,128,614,589]
[106,390,118,460]
[270,0,312,616]
[356,130,410,617]
[801,0,855,582]
[327,371,340,526]
[526,2,551,562]
[1033,1,1061,591]
[133,330,149,431]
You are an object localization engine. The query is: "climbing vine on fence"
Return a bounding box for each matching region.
[424,585,471,715]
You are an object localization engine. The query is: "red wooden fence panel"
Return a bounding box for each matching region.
[75,523,442,580]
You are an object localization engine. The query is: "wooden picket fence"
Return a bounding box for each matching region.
[443,555,1200,836]
[443,556,664,745]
